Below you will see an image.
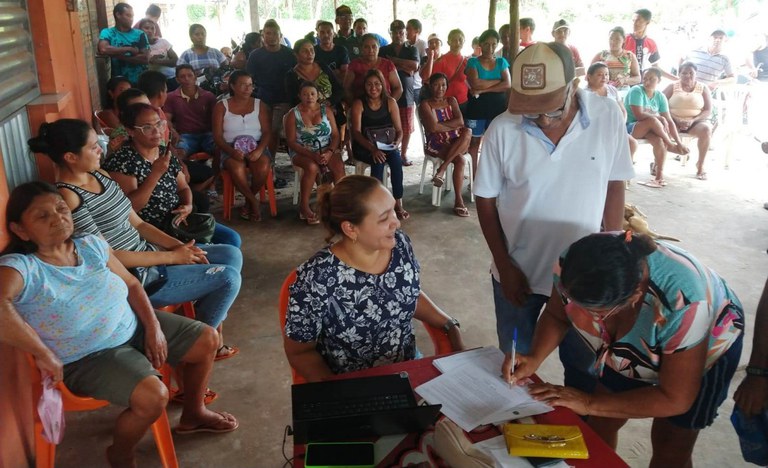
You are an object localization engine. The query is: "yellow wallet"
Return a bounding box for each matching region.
[503,423,589,459]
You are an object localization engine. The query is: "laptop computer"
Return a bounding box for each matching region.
[292,373,442,444]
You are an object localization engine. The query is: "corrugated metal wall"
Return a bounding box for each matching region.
[0,108,37,190]
[0,0,39,122]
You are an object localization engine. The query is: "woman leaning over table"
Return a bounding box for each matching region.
[351,69,408,220]
[29,118,243,363]
[285,81,345,225]
[104,102,241,247]
[504,231,743,468]
[212,70,272,221]
[663,61,713,180]
[0,182,238,467]
[418,73,471,217]
[284,175,465,382]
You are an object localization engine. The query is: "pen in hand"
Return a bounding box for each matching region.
[509,327,518,387]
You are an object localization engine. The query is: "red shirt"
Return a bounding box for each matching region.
[348,58,397,99]
[432,52,469,104]
[162,86,216,134]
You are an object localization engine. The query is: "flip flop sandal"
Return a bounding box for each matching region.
[171,387,218,405]
[175,411,239,435]
[696,173,708,180]
[431,174,445,187]
[214,344,239,361]
[395,208,410,220]
[238,207,250,221]
[299,212,320,225]
[638,179,664,188]
[453,206,470,217]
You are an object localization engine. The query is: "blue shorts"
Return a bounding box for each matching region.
[559,323,744,429]
[466,119,492,137]
[177,132,215,155]
[626,122,637,134]
[492,277,548,355]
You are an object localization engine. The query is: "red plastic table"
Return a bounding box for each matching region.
[293,354,628,467]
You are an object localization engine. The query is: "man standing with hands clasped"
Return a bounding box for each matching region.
[474,42,634,356]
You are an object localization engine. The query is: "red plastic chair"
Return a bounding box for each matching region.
[278,269,453,384]
[26,354,179,468]
[221,166,277,220]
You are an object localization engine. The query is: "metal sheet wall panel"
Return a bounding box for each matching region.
[0,108,37,190]
[0,1,39,122]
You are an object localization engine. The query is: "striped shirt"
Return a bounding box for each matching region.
[684,48,733,85]
[57,171,154,253]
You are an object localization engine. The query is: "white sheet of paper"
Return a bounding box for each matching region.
[474,436,570,468]
[433,346,506,375]
[376,141,397,151]
[415,362,552,432]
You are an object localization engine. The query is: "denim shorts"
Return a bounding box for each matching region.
[63,311,204,406]
[466,119,492,137]
[626,122,637,134]
[177,132,215,155]
[492,277,548,354]
[560,326,744,429]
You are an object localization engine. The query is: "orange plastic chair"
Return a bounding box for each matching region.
[278,269,453,384]
[93,110,113,137]
[26,353,179,468]
[221,166,277,220]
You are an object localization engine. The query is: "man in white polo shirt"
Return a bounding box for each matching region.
[474,42,634,355]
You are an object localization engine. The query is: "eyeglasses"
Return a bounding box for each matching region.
[557,286,627,321]
[133,120,167,135]
[523,83,573,120]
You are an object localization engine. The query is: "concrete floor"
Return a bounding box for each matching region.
[56,127,767,468]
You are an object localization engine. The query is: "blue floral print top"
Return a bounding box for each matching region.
[286,230,421,374]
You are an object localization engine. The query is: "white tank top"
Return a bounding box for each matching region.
[222,98,262,143]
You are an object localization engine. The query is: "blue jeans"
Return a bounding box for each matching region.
[148,244,242,329]
[212,222,241,248]
[355,149,404,198]
[177,132,215,155]
[492,277,548,354]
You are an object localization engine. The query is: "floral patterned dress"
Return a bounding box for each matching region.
[286,230,421,374]
[102,144,182,227]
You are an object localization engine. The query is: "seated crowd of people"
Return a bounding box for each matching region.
[3,3,765,467]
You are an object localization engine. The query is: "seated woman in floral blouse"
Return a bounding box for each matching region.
[284,175,465,381]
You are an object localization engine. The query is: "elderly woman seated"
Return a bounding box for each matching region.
[284,176,465,381]
[663,61,713,180]
[418,72,472,217]
[0,182,238,467]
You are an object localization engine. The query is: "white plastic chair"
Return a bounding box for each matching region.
[417,120,473,207]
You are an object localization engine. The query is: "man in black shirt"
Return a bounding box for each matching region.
[380,20,420,167]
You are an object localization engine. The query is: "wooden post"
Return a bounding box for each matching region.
[392,0,397,21]
[508,0,519,64]
[488,0,497,29]
[249,0,261,32]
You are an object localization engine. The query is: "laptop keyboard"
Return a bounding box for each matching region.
[297,393,412,419]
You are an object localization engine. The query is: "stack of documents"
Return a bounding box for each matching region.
[415,347,553,432]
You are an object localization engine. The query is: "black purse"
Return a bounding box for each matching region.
[163,212,216,244]
[131,265,168,296]
[365,125,396,145]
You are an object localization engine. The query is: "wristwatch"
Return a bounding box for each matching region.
[746,366,768,377]
[442,318,460,333]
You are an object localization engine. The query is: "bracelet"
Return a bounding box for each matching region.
[746,366,768,377]
[442,318,460,333]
